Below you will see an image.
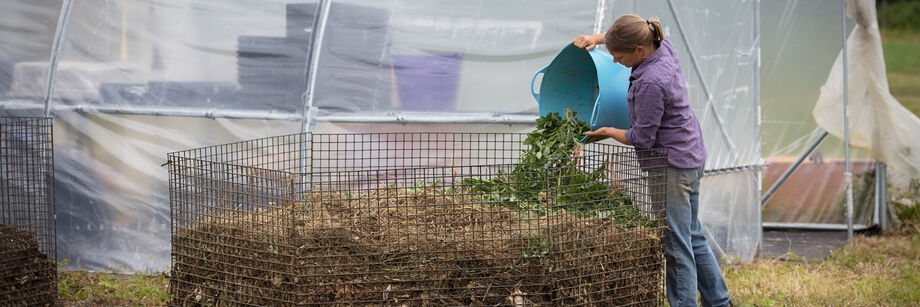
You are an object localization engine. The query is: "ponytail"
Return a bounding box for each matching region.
[647,18,663,45]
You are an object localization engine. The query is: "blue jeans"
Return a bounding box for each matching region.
[663,166,730,307]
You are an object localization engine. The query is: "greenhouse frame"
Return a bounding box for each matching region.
[0,0,899,274]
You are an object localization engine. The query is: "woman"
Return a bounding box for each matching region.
[576,14,732,307]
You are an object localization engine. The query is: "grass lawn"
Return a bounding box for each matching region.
[882,30,920,117]
[724,195,920,306]
[57,270,168,306]
[724,227,920,306]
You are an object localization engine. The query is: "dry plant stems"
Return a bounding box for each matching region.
[0,224,56,306]
[173,189,662,306]
[169,119,665,306]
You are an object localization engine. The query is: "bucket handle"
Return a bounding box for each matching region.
[531,66,547,101]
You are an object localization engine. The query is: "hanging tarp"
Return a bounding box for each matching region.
[813,0,920,179]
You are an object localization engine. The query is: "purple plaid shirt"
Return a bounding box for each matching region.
[624,39,707,169]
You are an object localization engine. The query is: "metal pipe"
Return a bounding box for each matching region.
[120,0,128,62]
[6,102,304,121]
[703,163,765,177]
[665,0,741,165]
[879,163,888,230]
[842,0,853,240]
[874,161,881,227]
[754,0,763,250]
[761,131,829,205]
[43,0,74,116]
[593,0,607,35]
[303,0,332,133]
[2,101,541,124]
[318,112,538,125]
[762,222,870,231]
[299,1,325,133]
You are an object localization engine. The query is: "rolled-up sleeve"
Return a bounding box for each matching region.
[624,81,665,149]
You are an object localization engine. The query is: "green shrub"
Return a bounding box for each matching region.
[879,1,920,32]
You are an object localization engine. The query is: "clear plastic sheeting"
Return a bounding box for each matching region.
[700,170,761,262]
[51,113,302,269]
[607,0,760,171]
[46,0,315,113]
[0,0,760,271]
[761,0,878,225]
[608,0,760,262]
[0,0,63,103]
[312,0,598,114]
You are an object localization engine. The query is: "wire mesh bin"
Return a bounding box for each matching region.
[0,117,56,306]
[167,133,667,306]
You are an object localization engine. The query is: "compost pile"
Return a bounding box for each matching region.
[0,224,56,306]
[172,110,663,306]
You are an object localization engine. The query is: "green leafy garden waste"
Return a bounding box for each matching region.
[457,109,657,229]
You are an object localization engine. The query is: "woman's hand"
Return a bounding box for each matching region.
[573,34,605,51]
[584,127,630,145]
[583,127,612,143]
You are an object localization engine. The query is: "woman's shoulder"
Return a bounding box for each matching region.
[633,66,676,90]
[648,42,684,83]
[656,39,682,67]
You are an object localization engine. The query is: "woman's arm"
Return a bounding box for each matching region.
[623,82,665,149]
[585,82,666,148]
[584,127,630,145]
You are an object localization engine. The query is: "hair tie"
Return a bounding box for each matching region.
[647,20,655,33]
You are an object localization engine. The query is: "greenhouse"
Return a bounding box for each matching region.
[2,0,917,305]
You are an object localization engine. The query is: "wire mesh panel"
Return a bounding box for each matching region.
[0,116,56,306]
[168,133,666,306]
[169,137,302,305]
[548,144,667,305]
[308,133,526,173]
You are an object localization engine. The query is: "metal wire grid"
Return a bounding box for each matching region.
[168,132,666,306]
[0,116,56,306]
[548,144,667,306]
[308,133,526,173]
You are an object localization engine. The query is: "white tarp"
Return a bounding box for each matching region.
[814,0,920,179]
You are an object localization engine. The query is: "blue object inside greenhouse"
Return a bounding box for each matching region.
[531,43,631,142]
[393,54,463,112]
[97,2,391,113]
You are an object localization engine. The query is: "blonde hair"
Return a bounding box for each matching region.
[604,14,663,53]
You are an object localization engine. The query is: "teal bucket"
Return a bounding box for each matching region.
[531,43,631,142]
